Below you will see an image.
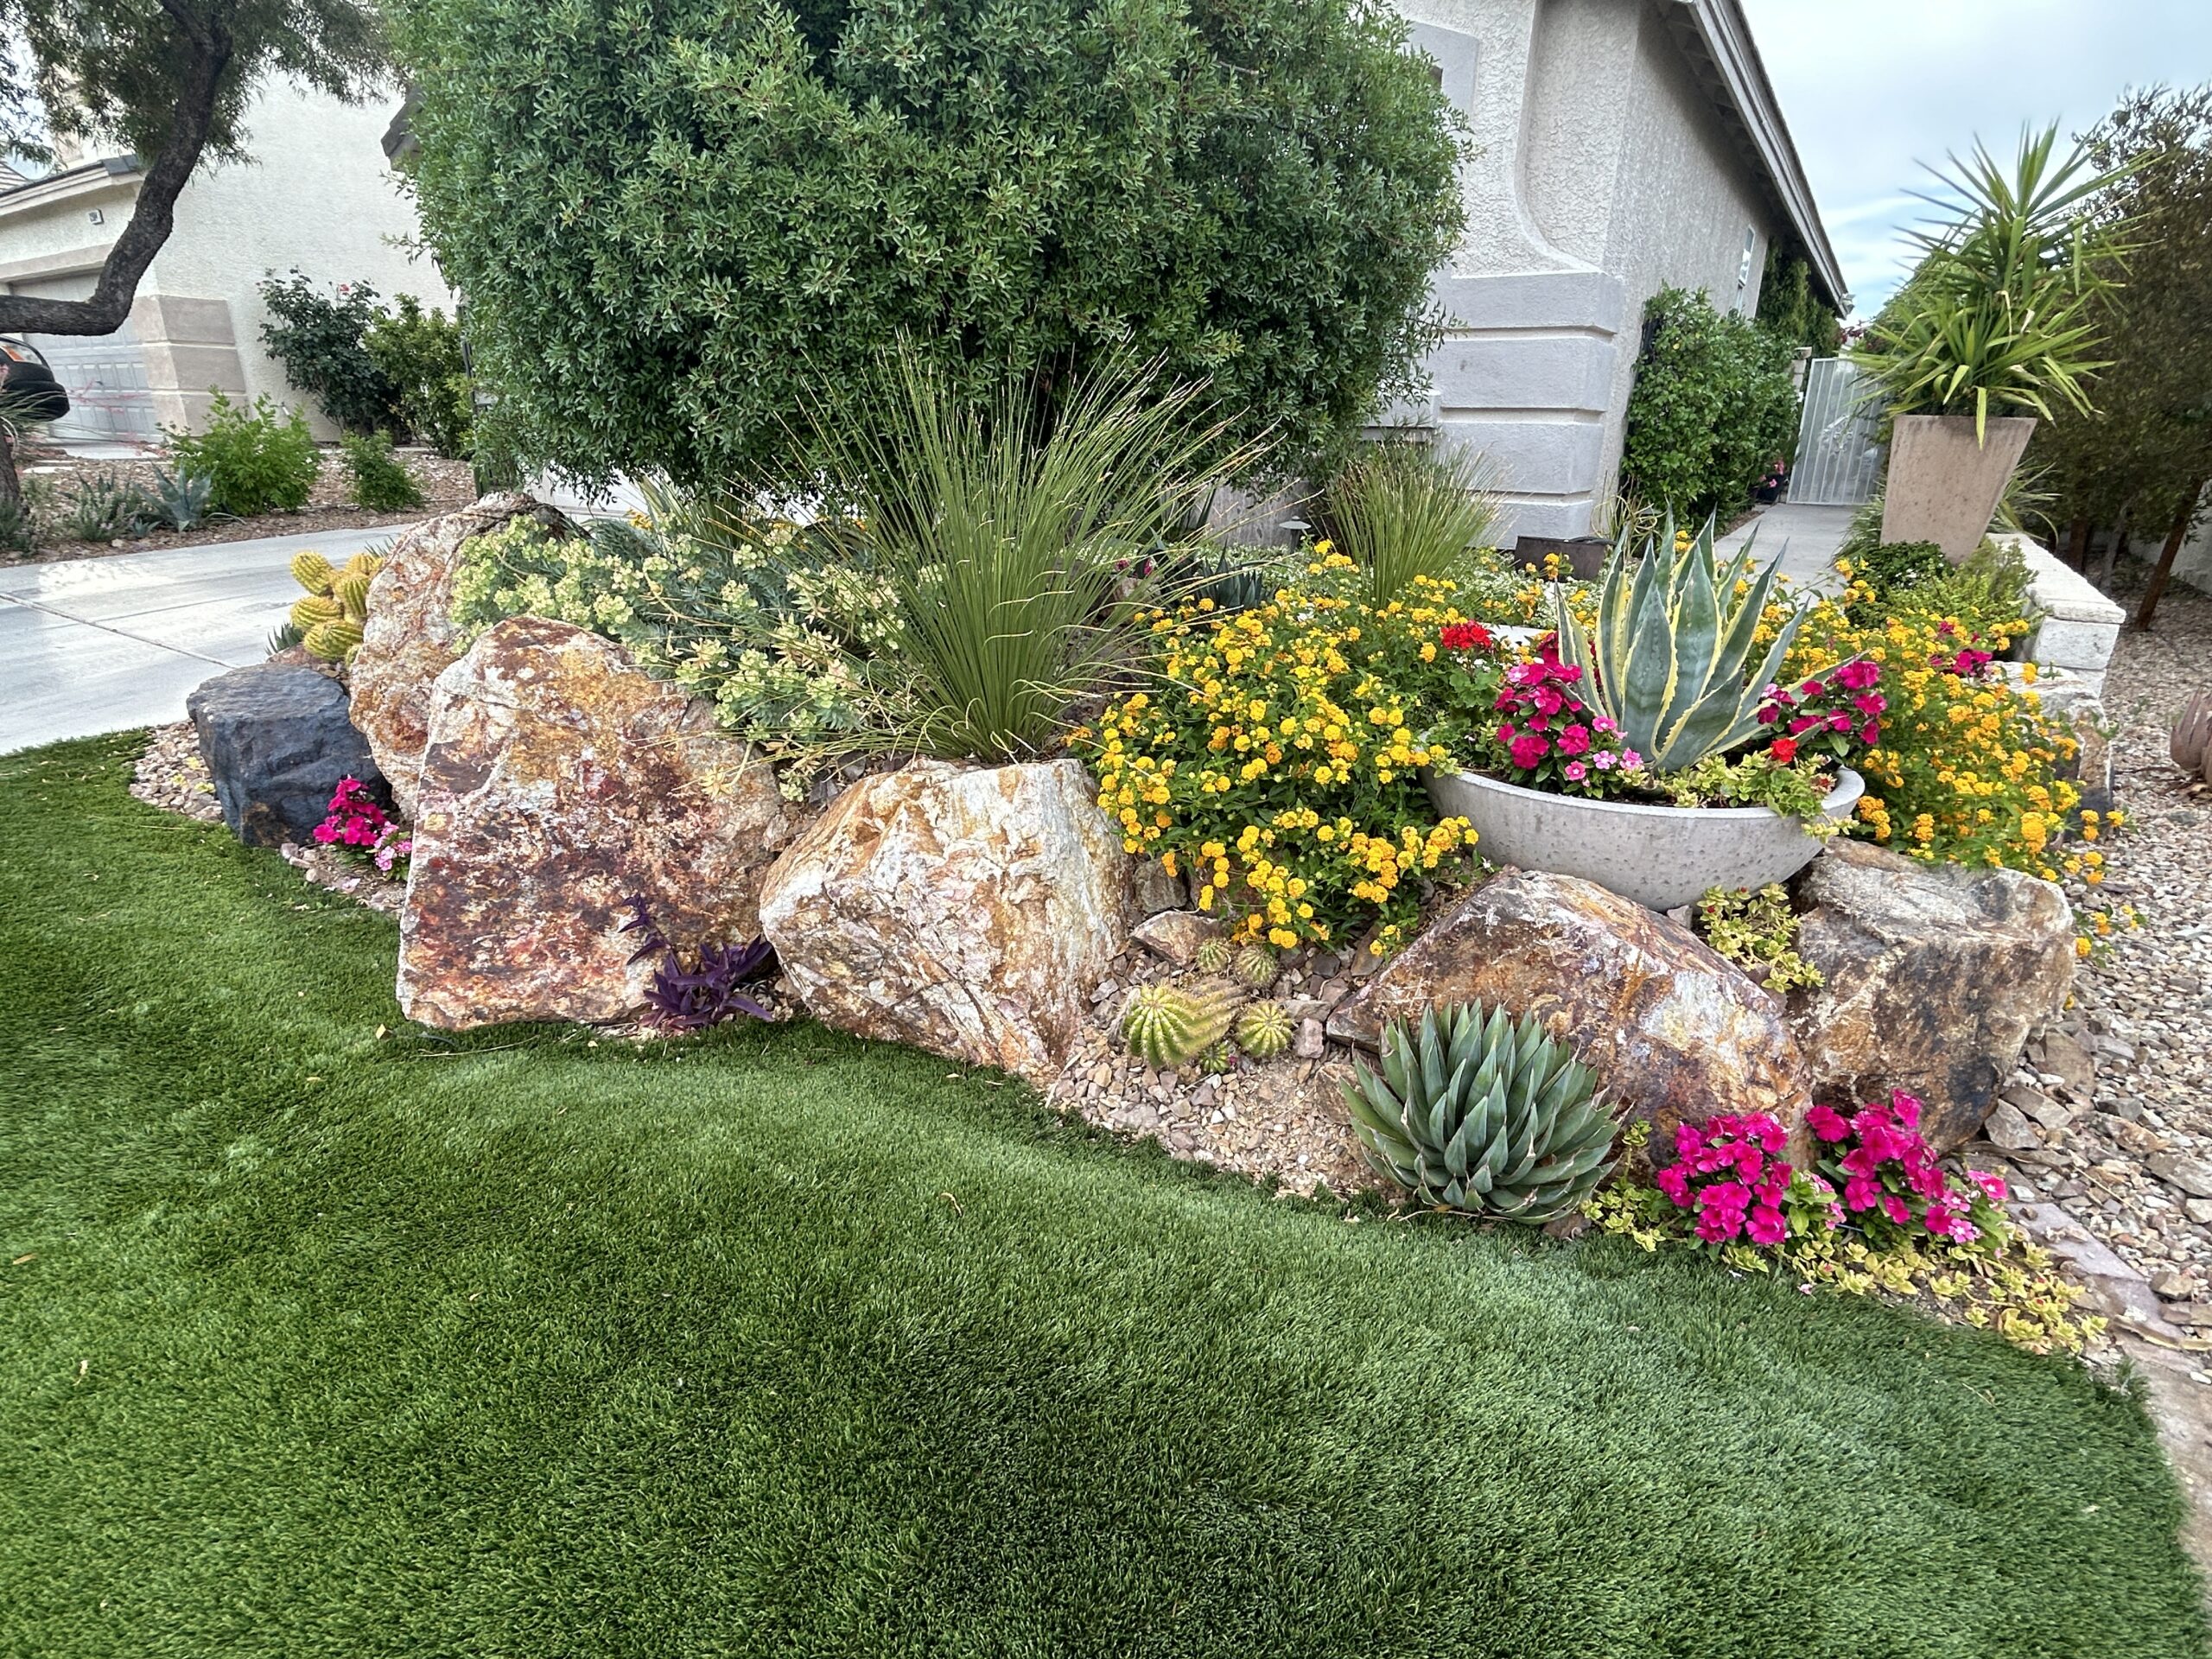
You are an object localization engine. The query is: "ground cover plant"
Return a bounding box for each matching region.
[0,734,2204,1654]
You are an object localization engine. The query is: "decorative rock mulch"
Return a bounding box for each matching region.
[1967,574,2212,1349]
[130,720,224,824]
[1046,939,1376,1198]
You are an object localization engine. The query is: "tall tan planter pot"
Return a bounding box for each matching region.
[1878,413,2036,564]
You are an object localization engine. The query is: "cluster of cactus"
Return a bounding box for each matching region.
[289,548,384,663]
[1190,937,1235,976]
[1344,1001,1621,1221]
[1189,936,1277,991]
[1121,982,1243,1071]
[2174,689,2212,785]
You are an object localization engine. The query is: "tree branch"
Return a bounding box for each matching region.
[0,24,232,339]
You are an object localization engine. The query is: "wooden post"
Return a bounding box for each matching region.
[2065,515,2091,571]
[2136,480,2208,630]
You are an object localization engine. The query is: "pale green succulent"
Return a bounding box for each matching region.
[1344,1002,1619,1220]
[1553,516,1807,772]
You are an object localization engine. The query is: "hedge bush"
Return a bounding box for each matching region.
[257,272,395,436]
[387,0,1468,488]
[1622,287,1800,517]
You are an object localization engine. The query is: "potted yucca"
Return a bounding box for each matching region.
[1856,126,2126,563]
[1421,520,1872,912]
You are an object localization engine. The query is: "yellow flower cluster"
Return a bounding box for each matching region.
[1079,556,1478,951]
[1779,591,2082,877]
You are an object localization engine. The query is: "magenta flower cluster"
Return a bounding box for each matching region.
[1807,1091,2004,1244]
[1757,658,1884,765]
[1929,619,1995,678]
[1490,637,1643,792]
[1655,1112,1796,1246]
[312,777,412,876]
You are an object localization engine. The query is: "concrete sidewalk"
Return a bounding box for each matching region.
[1713,499,1856,591]
[0,523,414,754]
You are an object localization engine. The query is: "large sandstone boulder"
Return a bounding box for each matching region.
[1789,839,2075,1153]
[757,759,1135,1087]
[1328,870,1813,1155]
[188,663,385,847]
[397,617,804,1029]
[350,493,575,816]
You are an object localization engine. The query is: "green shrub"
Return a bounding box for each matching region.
[1622,287,1801,516]
[388,0,1468,489]
[257,271,396,435]
[1754,246,1841,356]
[166,392,322,518]
[364,296,473,457]
[339,432,425,511]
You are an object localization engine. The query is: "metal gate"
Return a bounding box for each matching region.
[1789,357,1882,506]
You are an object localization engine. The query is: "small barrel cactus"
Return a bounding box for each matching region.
[1234,1000,1294,1062]
[1344,1001,1620,1221]
[1122,982,1242,1071]
[289,547,385,664]
[1191,937,1234,976]
[1231,943,1278,992]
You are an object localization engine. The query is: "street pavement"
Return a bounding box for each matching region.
[0,523,413,754]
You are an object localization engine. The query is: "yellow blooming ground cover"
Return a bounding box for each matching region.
[1077,555,1504,955]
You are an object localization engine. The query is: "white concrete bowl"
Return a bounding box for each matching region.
[1423,766,1865,912]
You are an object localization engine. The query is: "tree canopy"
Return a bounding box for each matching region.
[387,0,1470,488]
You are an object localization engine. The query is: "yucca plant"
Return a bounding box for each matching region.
[1856,124,2132,440]
[799,352,1255,765]
[1553,516,1807,772]
[1344,1002,1619,1220]
[1325,439,1502,605]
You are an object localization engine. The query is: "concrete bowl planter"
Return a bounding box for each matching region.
[1423,766,1865,912]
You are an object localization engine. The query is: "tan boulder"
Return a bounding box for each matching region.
[1789,839,2075,1153]
[758,760,1135,1086]
[351,493,576,816]
[1328,869,1812,1156]
[397,616,804,1029]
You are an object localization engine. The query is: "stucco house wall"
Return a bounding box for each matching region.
[1389,0,1840,542]
[0,79,451,442]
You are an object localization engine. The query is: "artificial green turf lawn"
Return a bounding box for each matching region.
[0,734,2203,1657]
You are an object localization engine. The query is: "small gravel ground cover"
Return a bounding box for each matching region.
[0,734,2204,1656]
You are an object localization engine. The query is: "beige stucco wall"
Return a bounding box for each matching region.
[1394,0,1785,538]
[0,79,452,438]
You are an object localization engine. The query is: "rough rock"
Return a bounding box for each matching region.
[1981,1101,2040,1153]
[758,758,1135,1087]
[349,493,577,817]
[1132,910,1223,967]
[397,617,803,1029]
[1789,839,2075,1154]
[2149,1154,2212,1200]
[188,663,385,848]
[1326,869,1812,1154]
[1132,858,1185,917]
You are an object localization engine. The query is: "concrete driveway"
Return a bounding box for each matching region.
[0,524,411,754]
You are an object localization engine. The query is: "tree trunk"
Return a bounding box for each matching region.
[2064,515,2091,571]
[0,427,20,517]
[2096,503,2134,590]
[2137,480,2208,630]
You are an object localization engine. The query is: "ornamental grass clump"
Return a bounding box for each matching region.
[1344,1002,1619,1221]
[1323,440,1502,606]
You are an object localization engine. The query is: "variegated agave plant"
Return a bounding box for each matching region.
[1553,516,1808,772]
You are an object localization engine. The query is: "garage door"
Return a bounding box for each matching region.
[14,270,160,446]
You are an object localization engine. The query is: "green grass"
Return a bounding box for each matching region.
[0,734,2202,1657]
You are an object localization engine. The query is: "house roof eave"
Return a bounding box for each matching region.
[1664,0,1850,314]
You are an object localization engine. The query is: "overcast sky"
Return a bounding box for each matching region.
[1740,0,2212,319]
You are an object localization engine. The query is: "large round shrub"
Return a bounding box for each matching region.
[1622,287,1801,517]
[388,0,1466,487]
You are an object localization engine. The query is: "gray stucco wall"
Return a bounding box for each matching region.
[1389,0,1787,542]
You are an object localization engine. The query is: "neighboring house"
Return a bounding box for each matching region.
[0,80,452,446]
[1392,0,1846,540]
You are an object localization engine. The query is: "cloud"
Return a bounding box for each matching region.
[1741,0,2212,316]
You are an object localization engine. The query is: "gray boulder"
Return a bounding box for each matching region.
[1789,840,2075,1153]
[188,664,385,848]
